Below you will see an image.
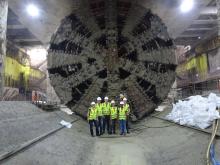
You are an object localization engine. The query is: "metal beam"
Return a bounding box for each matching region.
[193,19,217,24]
[187,27,213,31]
[178,34,201,38]
[200,7,217,15]
[15,41,42,46]
[7,35,36,40]
[198,14,217,20]
[189,23,216,28]
[7,24,25,29]
[11,38,40,42]
[182,30,209,35]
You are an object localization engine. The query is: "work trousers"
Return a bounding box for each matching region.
[97,116,103,135]
[89,120,99,136]
[119,119,126,135]
[110,119,117,134]
[103,115,110,134]
[126,118,130,133]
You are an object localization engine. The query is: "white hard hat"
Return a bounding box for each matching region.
[104,96,108,100]
[91,102,96,105]
[120,101,124,105]
[97,97,101,101]
[111,100,115,104]
[123,98,127,101]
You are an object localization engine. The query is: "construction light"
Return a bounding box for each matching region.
[180,0,194,13]
[26,4,39,17]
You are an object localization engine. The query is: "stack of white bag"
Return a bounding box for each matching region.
[166,93,220,129]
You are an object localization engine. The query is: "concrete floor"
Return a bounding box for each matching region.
[0,102,220,165]
[0,102,74,155]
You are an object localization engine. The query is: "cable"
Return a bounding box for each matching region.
[131,124,174,130]
[0,118,80,163]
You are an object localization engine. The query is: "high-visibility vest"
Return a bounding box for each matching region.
[102,102,111,115]
[110,107,118,119]
[124,104,130,114]
[118,107,126,120]
[96,103,103,117]
[88,107,97,120]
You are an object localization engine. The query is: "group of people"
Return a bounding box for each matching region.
[87,95,130,137]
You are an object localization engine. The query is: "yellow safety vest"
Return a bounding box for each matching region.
[118,107,126,120]
[96,103,103,117]
[88,107,97,120]
[102,102,111,115]
[124,104,130,114]
[110,107,118,119]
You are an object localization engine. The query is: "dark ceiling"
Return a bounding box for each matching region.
[7,8,42,47]
[6,0,218,49]
[174,0,217,47]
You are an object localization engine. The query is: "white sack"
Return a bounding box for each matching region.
[166,93,220,129]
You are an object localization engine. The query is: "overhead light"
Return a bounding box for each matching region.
[26,4,39,17]
[198,36,201,39]
[180,0,194,13]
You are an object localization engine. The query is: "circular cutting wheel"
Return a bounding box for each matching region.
[47,0,176,119]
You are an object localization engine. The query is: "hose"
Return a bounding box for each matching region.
[206,108,220,165]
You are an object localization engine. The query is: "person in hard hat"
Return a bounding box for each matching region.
[87,102,99,137]
[123,97,130,134]
[102,96,111,134]
[110,100,118,134]
[119,101,127,135]
[96,97,103,135]
[119,94,124,100]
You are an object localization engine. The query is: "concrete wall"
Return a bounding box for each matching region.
[0,0,8,98]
